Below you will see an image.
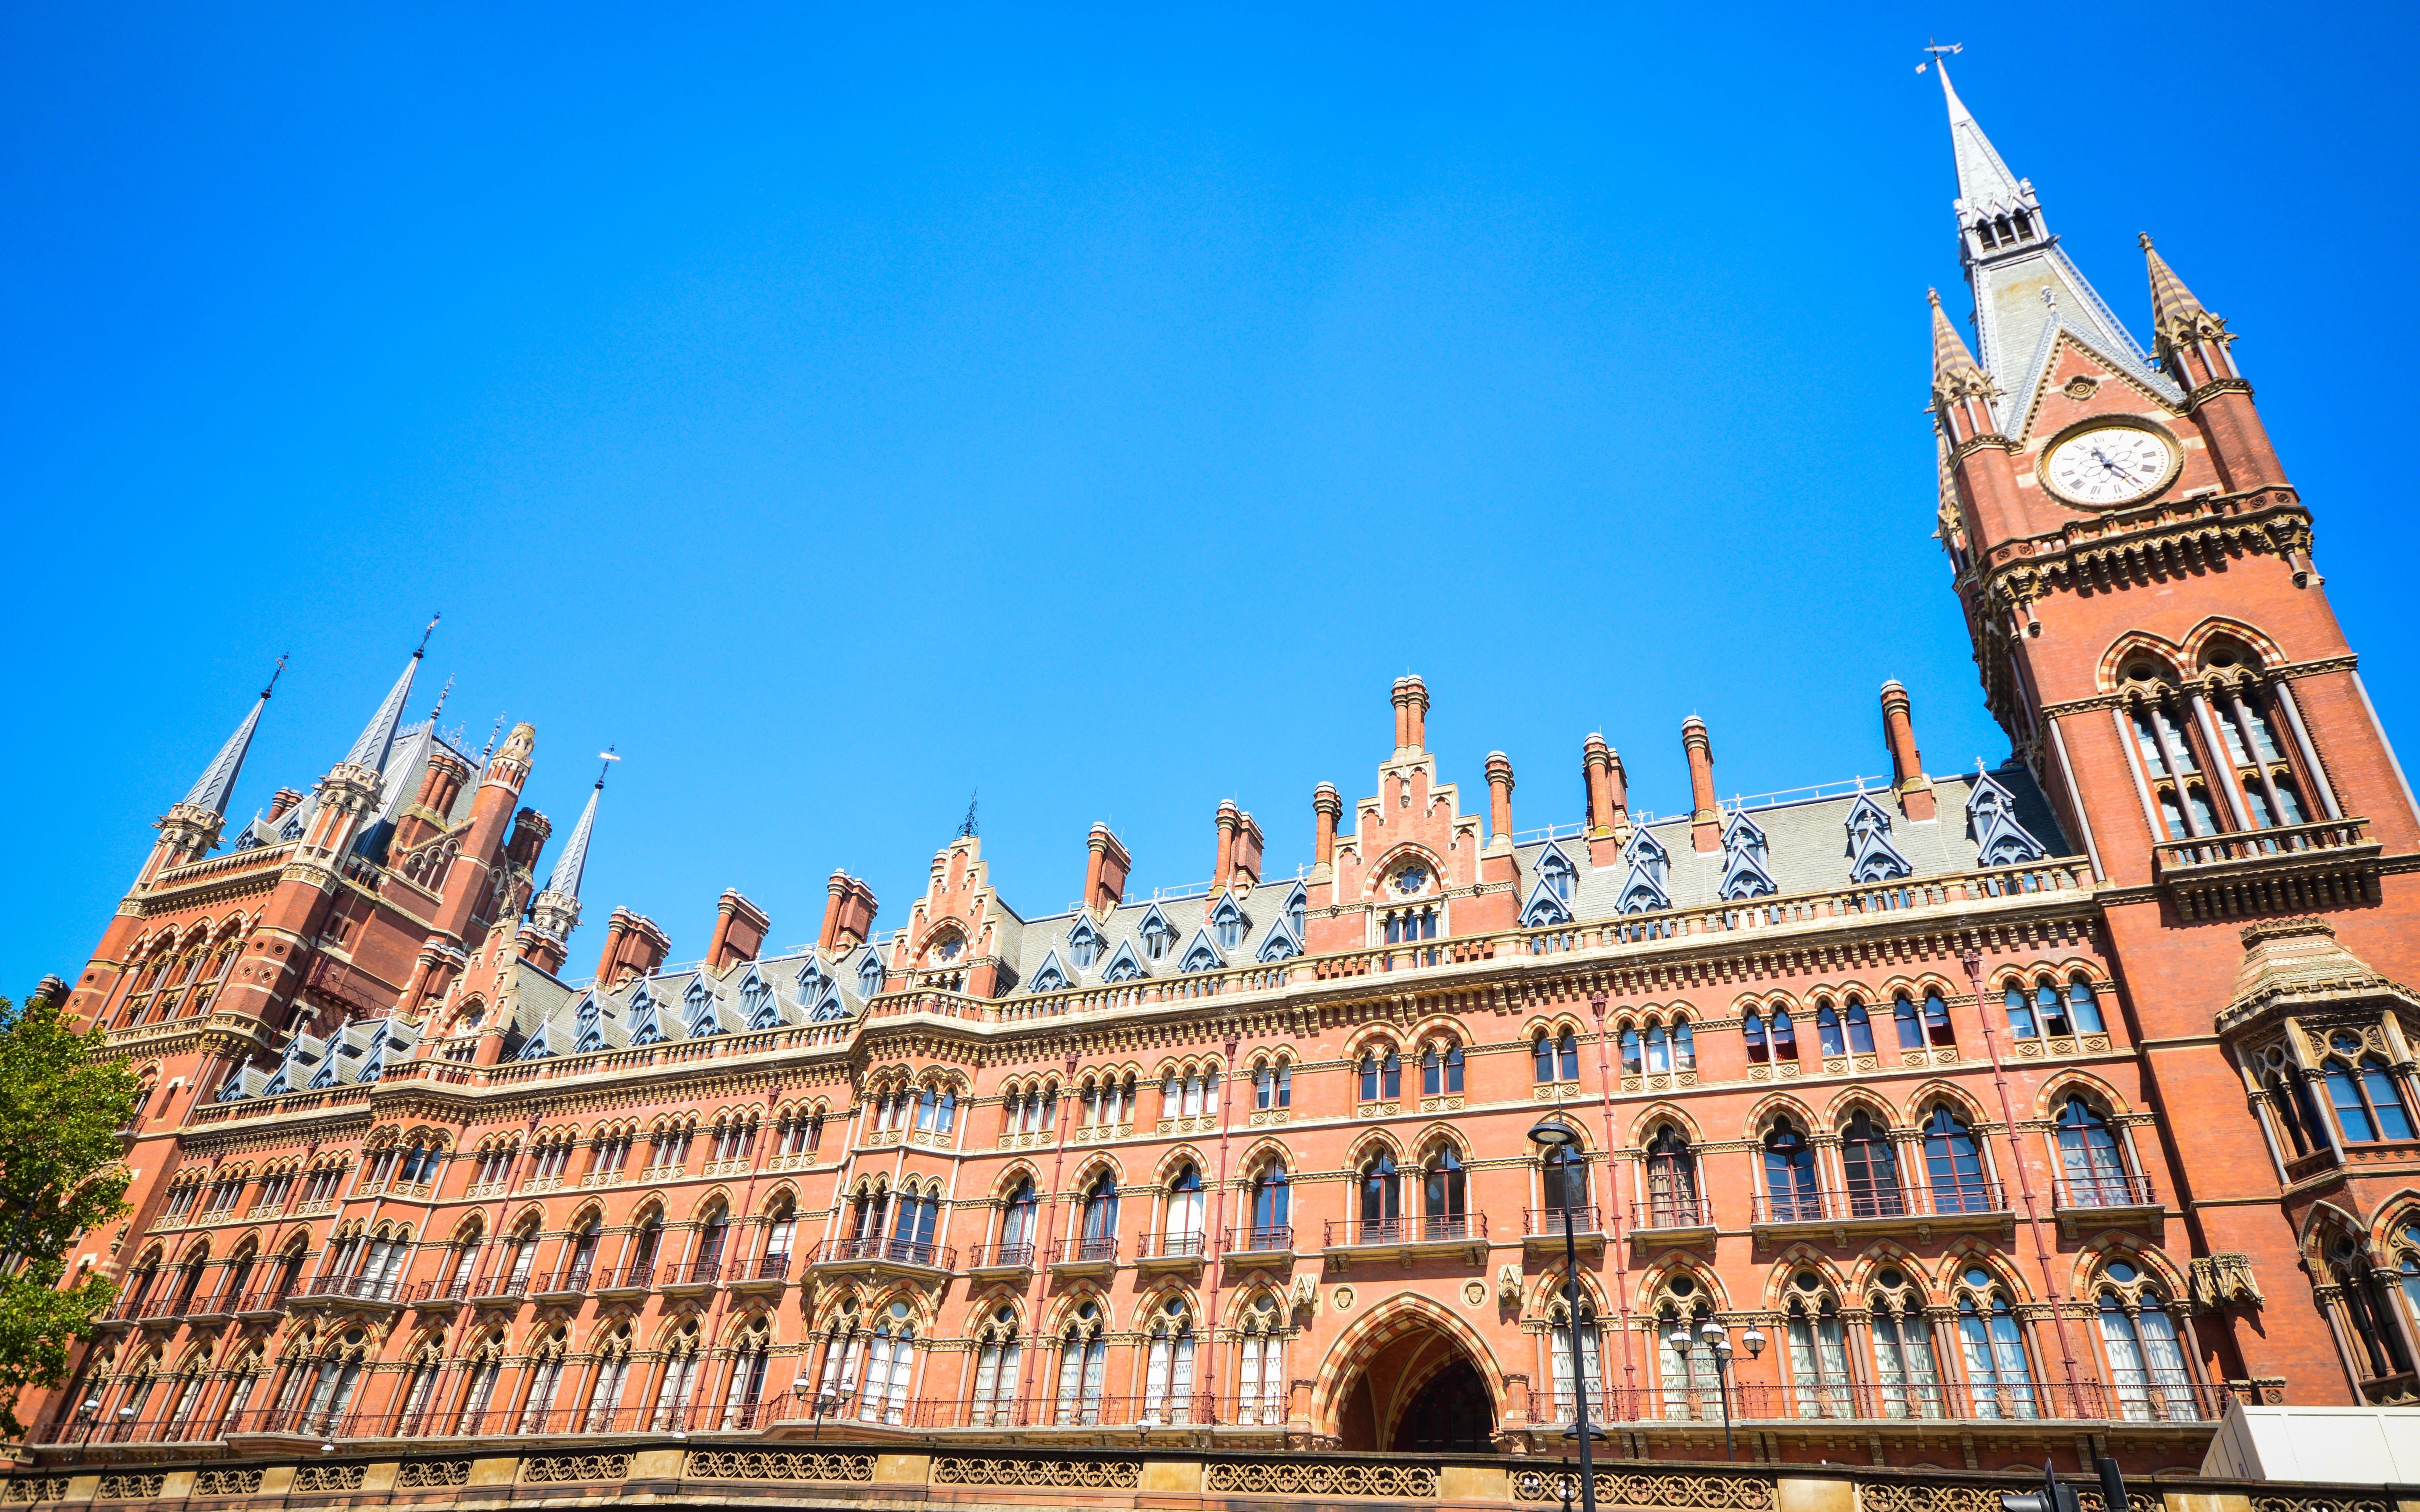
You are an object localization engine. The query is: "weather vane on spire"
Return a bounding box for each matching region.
[597,746,621,789]
[958,790,980,839]
[261,654,288,701]
[415,611,442,659]
[1916,38,1961,73]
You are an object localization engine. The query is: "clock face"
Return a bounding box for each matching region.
[2041,425,2176,506]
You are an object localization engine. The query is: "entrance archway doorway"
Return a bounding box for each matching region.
[1331,1308,1498,1451]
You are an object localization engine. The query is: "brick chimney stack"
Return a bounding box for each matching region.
[266,788,304,824]
[594,907,671,987]
[1083,824,1132,916]
[1485,752,1515,848]
[1214,801,1241,890]
[817,871,880,951]
[1391,676,1430,754]
[1683,717,1720,854]
[1879,681,1938,822]
[706,889,770,972]
[1313,783,1342,869]
[1232,811,1264,889]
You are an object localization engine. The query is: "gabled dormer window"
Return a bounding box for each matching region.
[1102,940,1148,984]
[1211,894,1248,952]
[1255,925,1301,963]
[1282,882,1307,940]
[1720,809,1778,901]
[857,952,887,999]
[572,994,605,1054]
[740,973,780,1030]
[1845,793,1914,883]
[1521,877,1573,928]
[809,991,849,1023]
[1068,917,1105,971]
[1617,828,1672,914]
[628,984,664,1046]
[684,978,723,1038]
[1138,905,1177,961]
[1967,768,2049,866]
[1179,928,1224,975]
[1029,951,1071,994]
[797,957,827,996]
[1537,845,1576,904]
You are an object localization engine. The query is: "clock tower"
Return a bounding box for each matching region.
[1929,59,2420,1400]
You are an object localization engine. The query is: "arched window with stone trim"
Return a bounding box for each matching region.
[651,1318,704,1431]
[1000,1176,1040,1261]
[2091,1259,2198,1420]
[1652,1274,1718,1420]
[720,1315,774,1430]
[1891,992,1923,1051]
[971,1305,1021,1426]
[1922,1104,1992,1214]
[813,1296,864,1412]
[1359,1149,1402,1240]
[1077,1172,1119,1260]
[1163,1163,1206,1255]
[1422,1142,1469,1239]
[2319,1031,2416,1144]
[456,1326,509,1434]
[1842,996,1876,1055]
[1780,1269,1851,1419]
[1236,1290,1288,1425]
[1743,1010,1768,1065]
[1248,1157,1290,1245]
[1054,1300,1108,1425]
[1840,1109,1902,1218]
[2391,1218,2420,1336]
[1141,1296,1198,1425]
[1546,1286,1605,1424]
[584,1322,636,1432]
[1953,1266,2037,1419]
[1420,1038,1465,1097]
[1815,1002,1845,1057]
[1358,1044,1401,1103]
[1644,1125,1698,1228]
[1761,1118,1819,1223]
[518,1325,572,1432]
[1867,1265,1944,1419]
[759,1198,796,1278]
[2054,1094,2137,1206]
[2325,1231,2411,1385]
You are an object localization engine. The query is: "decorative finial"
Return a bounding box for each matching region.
[596,746,620,789]
[481,712,506,762]
[2138,232,2155,252]
[261,654,288,701]
[1915,37,1961,74]
[427,675,453,721]
[415,612,441,660]
[958,790,980,839]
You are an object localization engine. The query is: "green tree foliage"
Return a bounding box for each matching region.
[0,993,139,1436]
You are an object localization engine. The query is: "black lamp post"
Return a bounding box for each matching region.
[1665,1319,1764,1461]
[1528,1120,1597,1512]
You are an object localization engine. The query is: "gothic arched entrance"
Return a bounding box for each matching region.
[1326,1300,1500,1451]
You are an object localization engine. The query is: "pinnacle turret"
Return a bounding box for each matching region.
[2141,233,2231,360]
[181,686,270,819]
[546,781,601,903]
[1928,288,1991,407]
[343,652,421,775]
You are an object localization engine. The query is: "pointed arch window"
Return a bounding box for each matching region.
[1782,1274,1852,1419]
[1816,1003,1845,1057]
[971,1306,1022,1428]
[1421,1043,1464,1096]
[1237,1292,1287,1426]
[1141,1298,1197,1425]
[1249,1161,1290,1244]
[1359,1151,1401,1240]
[1892,993,1923,1050]
[1541,849,1576,902]
[1054,1303,1108,1425]
[1422,1146,1468,1239]
[1644,1022,1671,1073]
[2067,977,2107,1035]
[1761,1120,1819,1223]
[857,1302,916,1425]
[2321,1032,2416,1144]
[1620,1027,1642,1075]
[1534,1032,1557,1084]
[1549,1295,1605,1423]
[1923,988,1955,1047]
[1076,1173,1118,1261]
[856,954,886,999]
[1841,1110,1903,1217]
[1922,1105,1992,1213]
[1843,996,1875,1054]
[1868,1267,1945,1419]
[1655,1282,1719,1420]
[1770,1007,1799,1060]
[1359,1046,1401,1102]
[1164,1164,1205,1254]
[2093,1262,2196,1420]
[1955,1271,2038,1419]
[1644,1126,1699,1227]
[1743,1010,1768,1064]
[1558,1030,1580,1081]
[2055,1096,2136,1206]
[888,1185,939,1265]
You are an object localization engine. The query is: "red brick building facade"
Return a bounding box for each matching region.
[27,62,2420,1474]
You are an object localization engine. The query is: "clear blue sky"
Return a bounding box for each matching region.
[6,4,2415,991]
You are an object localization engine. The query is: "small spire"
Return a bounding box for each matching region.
[181,668,279,817]
[1928,288,1992,405]
[545,770,607,902]
[2140,232,2230,357]
[342,651,421,774]
[426,675,453,722]
[1934,53,2027,220]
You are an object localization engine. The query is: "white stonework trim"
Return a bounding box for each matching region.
[2047,719,2105,883]
[2112,707,2165,846]
[2271,682,2344,820]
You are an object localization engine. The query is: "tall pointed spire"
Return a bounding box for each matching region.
[546,776,603,902]
[1936,57,2027,229]
[343,653,420,774]
[1928,288,1991,406]
[2140,232,2231,358]
[181,658,282,818]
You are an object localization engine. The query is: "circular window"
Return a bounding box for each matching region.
[1877,1267,1904,1289]
[1963,1266,1992,1289]
[2105,1260,2137,1283]
[1795,1270,1823,1292]
[1393,864,1430,896]
[1668,1274,1695,1297]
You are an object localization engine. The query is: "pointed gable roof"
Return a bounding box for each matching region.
[344,652,422,774]
[1615,826,1671,914]
[1028,949,1072,994]
[182,690,269,818]
[1844,791,1914,882]
[1101,938,1150,983]
[1719,808,1779,901]
[1519,873,1574,927]
[545,782,602,900]
[1967,765,2049,866]
[1178,927,1225,974]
